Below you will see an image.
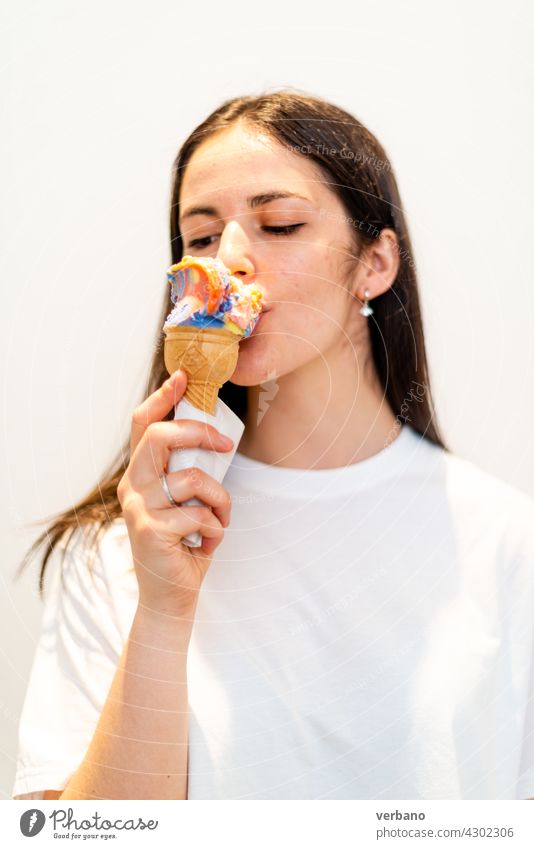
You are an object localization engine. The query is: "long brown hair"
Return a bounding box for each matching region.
[16,87,447,597]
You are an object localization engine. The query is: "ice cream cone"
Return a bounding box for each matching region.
[163,325,240,415]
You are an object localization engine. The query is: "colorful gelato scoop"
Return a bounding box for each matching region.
[164,255,263,337]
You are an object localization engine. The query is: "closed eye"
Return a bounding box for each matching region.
[263,224,305,235]
[187,223,305,249]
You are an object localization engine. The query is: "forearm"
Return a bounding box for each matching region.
[59,603,193,800]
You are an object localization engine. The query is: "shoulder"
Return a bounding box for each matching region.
[46,518,135,601]
[43,518,138,644]
[442,446,534,517]
[418,438,534,564]
[409,431,534,513]
[58,517,131,565]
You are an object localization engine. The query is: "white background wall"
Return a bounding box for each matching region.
[1,0,533,797]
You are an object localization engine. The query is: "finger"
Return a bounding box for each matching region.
[130,420,234,483]
[130,370,187,457]
[154,504,225,545]
[147,467,232,527]
[198,534,222,559]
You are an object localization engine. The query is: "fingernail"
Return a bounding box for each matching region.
[219,434,233,446]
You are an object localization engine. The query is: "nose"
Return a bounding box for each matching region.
[216,221,255,279]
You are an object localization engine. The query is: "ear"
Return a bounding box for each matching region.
[355,228,400,301]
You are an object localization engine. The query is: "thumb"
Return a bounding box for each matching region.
[130,369,188,456]
[166,368,188,407]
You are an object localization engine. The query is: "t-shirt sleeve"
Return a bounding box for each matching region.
[513,497,534,800]
[11,523,138,799]
[516,624,534,800]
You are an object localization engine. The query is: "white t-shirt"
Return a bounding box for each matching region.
[11,424,534,800]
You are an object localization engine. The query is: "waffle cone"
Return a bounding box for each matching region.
[163,325,240,415]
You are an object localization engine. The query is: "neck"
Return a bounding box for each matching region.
[238,341,401,470]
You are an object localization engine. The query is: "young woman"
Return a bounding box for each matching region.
[12,90,534,801]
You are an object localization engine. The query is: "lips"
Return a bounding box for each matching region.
[244,307,270,338]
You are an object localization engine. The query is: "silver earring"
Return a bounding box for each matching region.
[359,288,374,317]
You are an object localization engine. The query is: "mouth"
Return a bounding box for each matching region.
[244,307,270,339]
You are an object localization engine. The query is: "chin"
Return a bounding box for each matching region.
[229,335,278,386]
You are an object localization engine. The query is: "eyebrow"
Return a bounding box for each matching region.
[180,191,313,222]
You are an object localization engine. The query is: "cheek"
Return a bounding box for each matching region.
[280,284,349,345]
[281,308,339,349]
[231,300,347,386]
[230,258,353,386]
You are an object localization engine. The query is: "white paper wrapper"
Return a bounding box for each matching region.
[166,396,245,548]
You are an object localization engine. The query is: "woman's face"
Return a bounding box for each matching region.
[178,122,365,386]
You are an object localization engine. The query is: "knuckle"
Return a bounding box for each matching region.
[201,506,216,524]
[145,421,161,439]
[120,490,138,517]
[116,474,127,500]
[131,406,150,429]
[171,423,187,449]
[116,476,126,503]
[185,466,201,483]
[135,519,153,543]
[206,423,221,440]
